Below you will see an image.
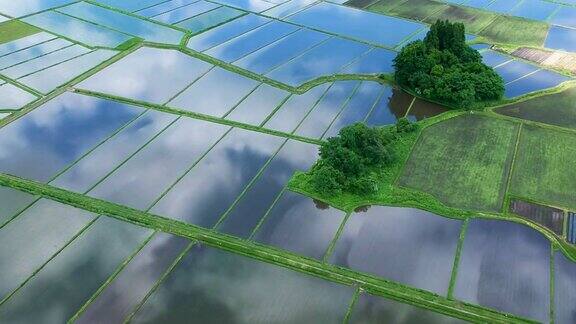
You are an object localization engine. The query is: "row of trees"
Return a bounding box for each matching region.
[394,20,504,108]
[309,118,416,196]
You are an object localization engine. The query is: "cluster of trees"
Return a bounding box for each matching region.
[394,20,504,108]
[310,118,416,196]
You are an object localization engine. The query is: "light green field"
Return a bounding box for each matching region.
[423,5,497,33]
[0,20,40,44]
[387,0,448,21]
[398,114,519,212]
[365,0,407,11]
[479,16,548,47]
[510,125,576,210]
[496,87,576,130]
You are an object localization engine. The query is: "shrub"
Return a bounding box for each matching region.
[396,117,417,133]
[311,162,344,195]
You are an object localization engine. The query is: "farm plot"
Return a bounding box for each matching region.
[399,114,519,212]
[0,83,36,110]
[454,219,551,323]
[509,125,576,210]
[177,6,245,33]
[365,86,413,126]
[0,92,142,182]
[51,110,179,193]
[0,186,36,227]
[217,140,318,238]
[0,199,96,301]
[0,32,118,94]
[185,14,396,86]
[545,26,576,53]
[406,98,448,121]
[77,47,213,104]
[479,16,548,48]
[0,0,76,17]
[504,69,571,98]
[130,245,354,323]
[478,50,571,98]
[75,233,191,323]
[386,0,449,21]
[148,128,285,227]
[0,215,152,323]
[323,81,386,138]
[85,118,230,210]
[554,251,576,324]
[568,213,576,244]
[329,206,462,295]
[424,5,497,33]
[509,199,564,236]
[287,2,424,48]
[56,2,185,45]
[93,0,168,12]
[0,20,40,44]
[22,11,132,48]
[252,191,347,259]
[496,87,576,130]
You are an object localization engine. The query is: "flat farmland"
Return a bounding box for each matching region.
[399,114,519,212]
[479,16,548,47]
[496,87,576,130]
[509,125,576,210]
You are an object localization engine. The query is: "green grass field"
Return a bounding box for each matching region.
[479,16,548,47]
[0,20,40,44]
[398,114,519,212]
[424,5,497,34]
[496,87,576,130]
[365,0,407,12]
[510,125,576,210]
[387,0,448,21]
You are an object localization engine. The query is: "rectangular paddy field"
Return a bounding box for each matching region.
[496,87,576,130]
[509,125,576,210]
[398,114,519,212]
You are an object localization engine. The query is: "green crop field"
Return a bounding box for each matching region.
[365,0,408,12]
[509,125,576,210]
[0,20,40,44]
[423,5,497,34]
[387,0,448,21]
[399,114,519,212]
[496,87,576,129]
[479,16,548,47]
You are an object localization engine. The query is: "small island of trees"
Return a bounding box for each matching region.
[394,20,504,108]
[308,118,416,196]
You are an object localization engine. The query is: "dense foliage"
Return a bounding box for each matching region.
[309,120,417,195]
[394,20,504,108]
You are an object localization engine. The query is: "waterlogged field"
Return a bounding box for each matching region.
[0,0,575,323]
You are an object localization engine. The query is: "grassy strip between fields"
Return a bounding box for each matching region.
[0,173,536,324]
